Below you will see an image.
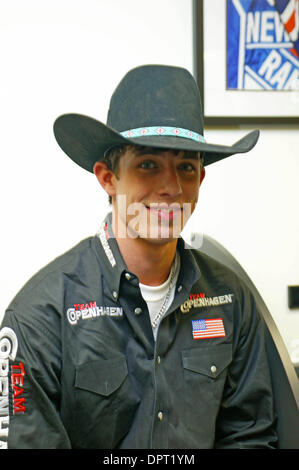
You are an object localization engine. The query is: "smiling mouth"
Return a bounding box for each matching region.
[145,203,183,221]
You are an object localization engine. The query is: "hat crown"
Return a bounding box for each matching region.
[106,65,204,135]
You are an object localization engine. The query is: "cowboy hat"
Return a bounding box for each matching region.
[53,64,259,172]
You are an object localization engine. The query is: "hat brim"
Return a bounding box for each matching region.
[53,113,260,172]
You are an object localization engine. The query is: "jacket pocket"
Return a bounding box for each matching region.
[180,344,233,441]
[75,356,128,396]
[181,343,232,405]
[72,355,138,448]
[182,343,232,379]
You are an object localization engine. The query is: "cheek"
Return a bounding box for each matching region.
[123,173,152,193]
[115,177,149,203]
[183,181,200,202]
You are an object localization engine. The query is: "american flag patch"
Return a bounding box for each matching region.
[192,318,225,340]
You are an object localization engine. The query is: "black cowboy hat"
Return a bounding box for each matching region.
[53,64,259,172]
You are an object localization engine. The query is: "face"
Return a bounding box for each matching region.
[95,146,205,244]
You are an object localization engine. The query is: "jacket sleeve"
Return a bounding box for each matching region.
[214,286,278,449]
[0,309,71,449]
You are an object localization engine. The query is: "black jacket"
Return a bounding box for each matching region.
[0,214,277,449]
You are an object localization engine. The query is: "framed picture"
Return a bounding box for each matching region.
[193,0,299,125]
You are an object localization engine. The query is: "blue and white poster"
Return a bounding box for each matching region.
[227,0,299,90]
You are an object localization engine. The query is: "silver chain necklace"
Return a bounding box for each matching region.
[151,260,176,329]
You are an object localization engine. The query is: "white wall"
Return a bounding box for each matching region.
[1,0,299,362]
[196,126,299,363]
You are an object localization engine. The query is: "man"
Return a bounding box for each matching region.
[0,65,277,449]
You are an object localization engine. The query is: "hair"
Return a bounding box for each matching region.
[103,144,204,204]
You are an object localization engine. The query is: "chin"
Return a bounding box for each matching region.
[139,236,178,246]
[137,227,182,245]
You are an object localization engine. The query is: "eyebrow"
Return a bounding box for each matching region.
[180,153,200,161]
[133,147,200,160]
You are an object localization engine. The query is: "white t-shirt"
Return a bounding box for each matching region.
[139,253,180,340]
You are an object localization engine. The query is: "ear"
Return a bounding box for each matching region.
[93,161,117,197]
[199,166,205,185]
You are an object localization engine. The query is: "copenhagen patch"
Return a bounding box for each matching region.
[180,292,234,313]
[0,326,26,449]
[192,318,226,340]
[67,301,123,325]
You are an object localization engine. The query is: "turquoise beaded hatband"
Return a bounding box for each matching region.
[120,126,206,144]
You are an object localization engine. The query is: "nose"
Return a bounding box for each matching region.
[157,165,183,198]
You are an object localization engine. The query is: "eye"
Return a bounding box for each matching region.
[178,162,197,173]
[139,160,158,170]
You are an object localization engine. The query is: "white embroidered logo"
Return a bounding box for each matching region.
[0,327,19,449]
[180,293,234,313]
[97,222,116,267]
[66,301,123,325]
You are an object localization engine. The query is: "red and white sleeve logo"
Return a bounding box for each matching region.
[0,326,26,449]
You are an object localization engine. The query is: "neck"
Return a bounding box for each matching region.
[119,237,177,286]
